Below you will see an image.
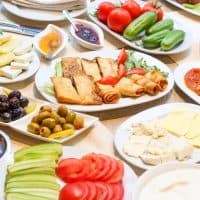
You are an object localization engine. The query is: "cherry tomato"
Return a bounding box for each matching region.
[59,182,88,200]
[121,0,141,20]
[117,48,128,65]
[106,160,124,183]
[97,2,115,24]
[111,183,124,200]
[141,2,163,21]
[127,68,146,76]
[98,76,119,86]
[107,8,132,33]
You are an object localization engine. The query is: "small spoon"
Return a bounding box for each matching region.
[62,10,78,32]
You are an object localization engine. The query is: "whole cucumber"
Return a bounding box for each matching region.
[143,29,170,49]
[161,29,185,51]
[123,11,157,41]
[147,18,174,35]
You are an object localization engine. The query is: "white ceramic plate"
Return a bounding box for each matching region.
[0,87,98,143]
[174,62,200,104]
[87,0,192,55]
[35,49,174,112]
[0,52,40,84]
[2,0,90,22]
[133,162,200,200]
[164,0,200,17]
[114,103,200,170]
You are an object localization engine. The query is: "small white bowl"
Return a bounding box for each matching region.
[70,19,104,50]
[0,131,12,199]
[34,24,67,59]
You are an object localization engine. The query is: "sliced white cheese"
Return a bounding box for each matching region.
[14,52,33,63]
[140,153,162,165]
[0,33,12,45]
[0,66,22,79]
[11,62,29,70]
[13,41,33,56]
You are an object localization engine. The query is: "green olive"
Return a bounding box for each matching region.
[63,123,75,130]
[31,116,39,123]
[73,116,84,129]
[59,117,66,124]
[37,111,51,123]
[40,105,52,113]
[27,123,40,134]
[39,127,51,137]
[41,118,56,129]
[50,111,60,123]
[57,105,68,117]
[53,124,63,133]
[66,112,76,123]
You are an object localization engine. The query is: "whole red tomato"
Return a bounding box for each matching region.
[97,2,115,24]
[121,0,141,20]
[107,8,132,33]
[141,2,163,21]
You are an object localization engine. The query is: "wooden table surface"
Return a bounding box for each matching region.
[0,0,199,176]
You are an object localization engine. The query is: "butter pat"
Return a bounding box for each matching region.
[0,66,22,79]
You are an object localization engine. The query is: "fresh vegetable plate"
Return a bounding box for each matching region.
[87,0,192,55]
[35,49,174,112]
[0,87,98,143]
[164,0,200,17]
[3,145,138,200]
[114,103,200,170]
[174,62,200,104]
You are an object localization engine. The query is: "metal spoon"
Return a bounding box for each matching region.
[62,10,78,32]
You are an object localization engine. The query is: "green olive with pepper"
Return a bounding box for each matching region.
[66,112,76,123]
[59,117,66,124]
[28,123,40,134]
[57,105,68,117]
[50,111,60,123]
[53,124,63,133]
[39,127,51,137]
[73,116,84,129]
[40,105,52,113]
[41,118,56,129]
[63,123,75,130]
[37,111,51,123]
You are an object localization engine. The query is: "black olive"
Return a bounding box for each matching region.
[8,90,21,99]
[19,98,29,108]
[9,97,20,109]
[0,102,9,112]
[11,107,25,121]
[0,95,8,102]
[1,112,12,123]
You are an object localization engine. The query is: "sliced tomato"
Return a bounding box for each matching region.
[101,157,117,182]
[110,183,124,200]
[56,158,90,183]
[106,160,124,183]
[95,182,108,200]
[97,76,119,86]
[117,48,128,65]
[82,153,102,181]
[118,64,127,80]
[85,181,97,200]
[105,183,114,200]
[59,182,88,200]
[127,68,146,76]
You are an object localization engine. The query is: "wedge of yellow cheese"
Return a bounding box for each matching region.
[188,136,200,148]
[186,113,200,139]
[0,52,15,67]
[0,37,20,53]
[161,109,197,137]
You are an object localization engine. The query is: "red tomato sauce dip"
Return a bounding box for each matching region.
[184,68,200,96]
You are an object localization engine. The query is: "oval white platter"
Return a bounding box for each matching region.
[2,146,138,200]
[2,0,90,22]
[114,103,200,170]
[174,62,200,104]
[87,0,192,55]
[133,162,200,200]
[0,52,40,84]
[35,49,174,112]
[0,87,98,143]
[164,0,200,17]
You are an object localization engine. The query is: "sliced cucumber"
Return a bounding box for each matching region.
[6,192,52,200]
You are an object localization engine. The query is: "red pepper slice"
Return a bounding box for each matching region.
[127,68,146,76]
[98,76,119,86]
[117,48,128,65]
[118,64,127,80]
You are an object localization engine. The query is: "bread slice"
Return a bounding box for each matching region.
[51,77,81,104]
[62,57,83,78]
[96,57,118,77]
[73,74,102,105]
[81,58,102,81]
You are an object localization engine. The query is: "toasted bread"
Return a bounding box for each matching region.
[73,74,102,105]
[62,57,83,78]
[81,58,102,81]
[51,77,81,104]
[96,57,118,77]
